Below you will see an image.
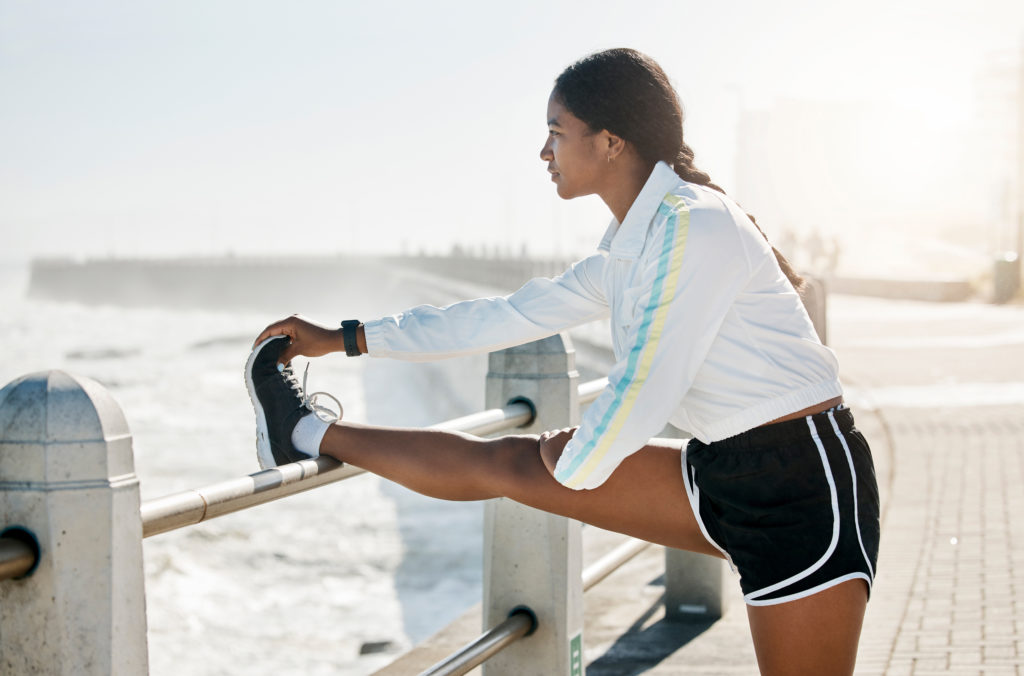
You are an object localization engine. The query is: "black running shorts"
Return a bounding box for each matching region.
[682,406,880,605]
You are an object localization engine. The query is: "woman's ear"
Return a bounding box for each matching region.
[603,131,627,162]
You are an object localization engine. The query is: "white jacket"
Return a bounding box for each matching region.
[363,162,842,490]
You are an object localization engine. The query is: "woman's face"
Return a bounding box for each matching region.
[540,93,606,200]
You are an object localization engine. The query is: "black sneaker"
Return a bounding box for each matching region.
[245,336,341,469]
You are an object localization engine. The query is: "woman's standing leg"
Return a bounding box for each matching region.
[746,580,868,676]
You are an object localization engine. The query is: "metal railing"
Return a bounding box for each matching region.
[582,538,652,592]
[0,492,653,606]
[0,331,713,675]
[0,357,626,672]
[0,361,651,676]
[413,534,651,676]
[137,378,606,540]
[419,609,537,676]
[0,374,610,577]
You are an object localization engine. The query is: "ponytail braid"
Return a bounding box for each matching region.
[673,146,805,293]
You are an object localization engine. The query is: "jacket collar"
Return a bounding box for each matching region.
[598,161,682,259]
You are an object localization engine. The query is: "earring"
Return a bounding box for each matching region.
[607,155,612,163]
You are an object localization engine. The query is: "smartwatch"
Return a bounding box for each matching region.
[341,319,362,357]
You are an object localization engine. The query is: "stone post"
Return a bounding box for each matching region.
[483,334,583,676]
[0,370,148,674]
[664,549,728,621]
[801,275,828,345]
[656,423,728,622]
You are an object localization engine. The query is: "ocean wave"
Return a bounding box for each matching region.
[65,347,143,361]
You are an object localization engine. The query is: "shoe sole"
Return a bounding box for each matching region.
[245,336,284,470]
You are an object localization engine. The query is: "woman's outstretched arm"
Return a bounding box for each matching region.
[255,255,610,367]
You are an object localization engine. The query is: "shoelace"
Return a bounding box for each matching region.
[299,363,342,424]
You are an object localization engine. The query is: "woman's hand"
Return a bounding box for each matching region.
[538,427,577,475]
[252,315,345,366]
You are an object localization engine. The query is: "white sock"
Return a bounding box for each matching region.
[291,414,330,456]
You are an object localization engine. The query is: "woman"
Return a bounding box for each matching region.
[247,48,879,675]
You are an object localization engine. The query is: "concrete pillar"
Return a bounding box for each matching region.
[483,334,583,676]
[664,549,728,621]
[801,276,828,345]
[0,370,148,674]
[993,252,1021,304]
[654,423,728,622]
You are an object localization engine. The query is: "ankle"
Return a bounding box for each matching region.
[291,414,330,456]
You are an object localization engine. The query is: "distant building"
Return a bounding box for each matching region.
[732,60,1023,279]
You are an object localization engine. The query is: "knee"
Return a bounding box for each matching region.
[507,432,565,481]
[486,434,546,493]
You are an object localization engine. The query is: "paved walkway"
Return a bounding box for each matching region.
[376,294,1024,675]
[836,295,1024,675]
[857,405,1024,675]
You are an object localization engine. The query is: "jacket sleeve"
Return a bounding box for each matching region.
[362,255,610,361]
[553,200,756,490]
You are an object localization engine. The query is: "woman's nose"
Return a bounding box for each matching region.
[539,138,553,161]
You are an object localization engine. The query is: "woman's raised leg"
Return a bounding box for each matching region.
[318,421,721,557]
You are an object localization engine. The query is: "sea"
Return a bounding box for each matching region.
[0,259,497,675]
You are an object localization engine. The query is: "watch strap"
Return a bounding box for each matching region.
[341,319,362,357]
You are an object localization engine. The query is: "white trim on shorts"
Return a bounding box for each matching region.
[828,409,876,580]
[743,414,841,604]
[745,572,873,607]
[680,450,737,573]
[744,410,875,606]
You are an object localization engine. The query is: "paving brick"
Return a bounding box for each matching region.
[852,402,1024,675]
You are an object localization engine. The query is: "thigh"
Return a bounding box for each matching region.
[746,578,868,676]
[494,436,722,558]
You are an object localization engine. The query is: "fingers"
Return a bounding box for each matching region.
[277,341,301,367]
[252,316,305,367]
[539,427,574,474]
[540,426,577,441]
[252,315,300,349]
[252,315,343,365]
[538,426,577,454]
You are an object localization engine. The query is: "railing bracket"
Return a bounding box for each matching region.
[0,526,40,580]
[506,396,537,428]
[508,605,538,636]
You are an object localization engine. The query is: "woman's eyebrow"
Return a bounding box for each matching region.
[547,117,561,127]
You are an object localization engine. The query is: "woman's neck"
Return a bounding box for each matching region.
[600,158,655,224]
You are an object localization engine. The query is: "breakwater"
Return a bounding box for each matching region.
[26,254,574,311]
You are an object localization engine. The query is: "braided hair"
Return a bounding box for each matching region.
[553,48,805,292]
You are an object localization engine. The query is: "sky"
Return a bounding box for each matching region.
[2,0,1023,271]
